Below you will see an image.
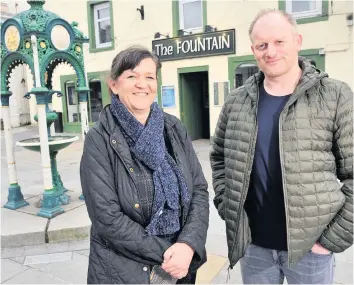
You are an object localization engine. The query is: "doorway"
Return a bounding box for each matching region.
[178,67,210,141]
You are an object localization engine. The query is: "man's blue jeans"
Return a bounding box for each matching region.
[240,244,335,284]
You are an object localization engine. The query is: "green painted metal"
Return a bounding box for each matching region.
[60,72,110,132]
[172,0,180,37]
[1,0,89,92]
[1,0,91,215]
[177,65,209,74]
[77,87,90,102]
[21,90,77,209]
[37,189,65,218]
[228,55,256,90]
[177,65,209,140]
[3,184,30,210]
[19,141,74,204]
[1,92,11,106]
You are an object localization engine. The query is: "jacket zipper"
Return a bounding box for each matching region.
[278,112,290,260]
[229,84,260,267]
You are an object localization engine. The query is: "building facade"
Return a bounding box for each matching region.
[5,0,354,138]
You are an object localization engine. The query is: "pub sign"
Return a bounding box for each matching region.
[152,29,235,62]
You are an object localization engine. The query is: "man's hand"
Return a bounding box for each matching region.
[161,243,195,279]
[311,242,331,255]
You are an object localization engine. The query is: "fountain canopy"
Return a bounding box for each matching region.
[1,0,89,96]
[1,0,89,217]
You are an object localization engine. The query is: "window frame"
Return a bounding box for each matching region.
[60,72,111,132]
[279,0,328,24]
[65,81,80,123]
[87,0,115,53]
[179,0,204,32]
[93,2,112,48]
[286,0,322,19]
[234,63,259,89]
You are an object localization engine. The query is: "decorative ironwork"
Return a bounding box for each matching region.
[0,0,90,216]
[71,21,85,39]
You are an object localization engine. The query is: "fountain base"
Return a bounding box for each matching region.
[37,189,65,218]
[4,183,30,210]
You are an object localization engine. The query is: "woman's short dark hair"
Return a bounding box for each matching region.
[110,46,161,81]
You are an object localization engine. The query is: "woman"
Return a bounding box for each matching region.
[80,46,209,284]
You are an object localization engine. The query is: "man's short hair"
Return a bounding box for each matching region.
[249,9,298,39]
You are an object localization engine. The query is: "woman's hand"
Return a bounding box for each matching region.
[161,243,195,279]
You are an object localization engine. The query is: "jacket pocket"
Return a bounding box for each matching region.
[309,250,332,257]
[229,210,252,267]
[91,237,112,283]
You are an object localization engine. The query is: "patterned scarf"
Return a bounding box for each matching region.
[110,95,190,236]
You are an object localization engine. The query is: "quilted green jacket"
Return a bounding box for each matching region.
[210,57,353,267]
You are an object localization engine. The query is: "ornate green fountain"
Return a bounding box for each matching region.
[17,91,78,208]
[1,0,90,218]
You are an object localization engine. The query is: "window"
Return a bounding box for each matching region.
[179,0,203,31]
[93,2,112,48]
[286,0,322,19]
[234,64,259,88]
[88,80,103,122]
[65,82,80,123]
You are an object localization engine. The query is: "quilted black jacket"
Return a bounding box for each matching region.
[80,106,209,284]
[210,57,353,267]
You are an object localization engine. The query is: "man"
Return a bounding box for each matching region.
[210,9,353,284]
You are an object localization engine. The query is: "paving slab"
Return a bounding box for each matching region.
[15,192,85,217]
[10,256,49,270]
[1,259,29,283]
[47,204,91,243]
[196,254,228,284]
[333,259,354,284]
[1,246,25,259]
[9,256,26,264]
[22,242,72,257]
[2,267,68,284]
[38,252,88,284]
[1,239,89,259]
[334,247,353,263]
[211,260,243,284]
[205,233,228,257]
[74,249,89,257]
[67,239,90,251]
[24,252,72,265]
[1,208,47,247]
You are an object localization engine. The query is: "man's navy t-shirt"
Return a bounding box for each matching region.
[244,83,290,251]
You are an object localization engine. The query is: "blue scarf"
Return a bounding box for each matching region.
[110,95,190,236]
